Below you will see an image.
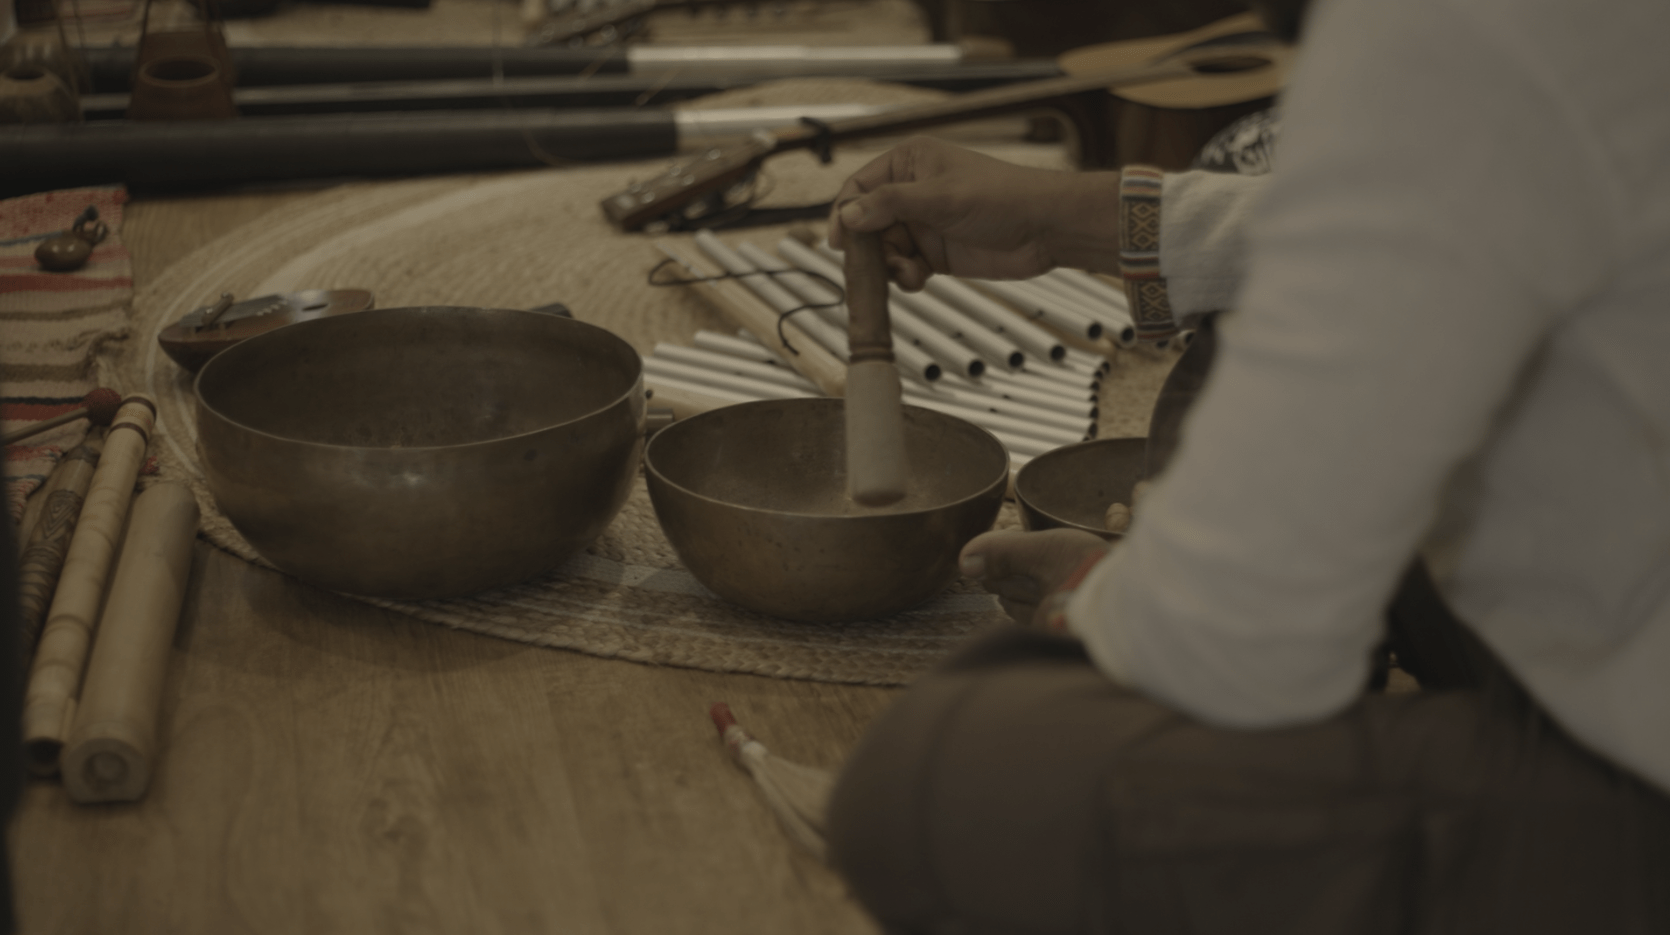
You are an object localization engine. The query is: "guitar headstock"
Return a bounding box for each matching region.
[600,135,778,232]
[528,0,657,46]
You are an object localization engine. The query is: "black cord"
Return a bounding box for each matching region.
[693,200,835,232]
[647,258,845,354]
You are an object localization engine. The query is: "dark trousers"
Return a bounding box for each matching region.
[827,577,1670,935]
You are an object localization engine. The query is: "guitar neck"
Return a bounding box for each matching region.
[601,43,1275,230]
[766,56,1198,154]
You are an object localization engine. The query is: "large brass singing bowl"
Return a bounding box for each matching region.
[195,306,645,600]
[1014,437,1147,539]
[645,398,1008,622]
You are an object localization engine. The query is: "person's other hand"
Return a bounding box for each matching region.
[827,137,1122,291]
[959,529,1110,628]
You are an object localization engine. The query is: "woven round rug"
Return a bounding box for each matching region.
[111,80,1174,685]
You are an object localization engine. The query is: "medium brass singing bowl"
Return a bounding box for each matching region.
[645,398,1008,622]
[195,306,645,600]
[1014,437,1147,539]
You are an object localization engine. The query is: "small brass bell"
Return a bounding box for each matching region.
[34,206,108,272]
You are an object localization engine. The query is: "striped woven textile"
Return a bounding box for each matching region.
[1,185,133,523]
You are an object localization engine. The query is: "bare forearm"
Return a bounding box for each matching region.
[1036,170,1124,274]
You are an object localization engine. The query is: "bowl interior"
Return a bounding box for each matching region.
[1014,437,1148,535]
[196,306,641,449]
[647,398,1008,518]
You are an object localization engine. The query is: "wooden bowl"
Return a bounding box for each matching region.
[158,289,375,373]
[195,306,644,600]
[1013,437,1147,539]
[644,398,1008,622]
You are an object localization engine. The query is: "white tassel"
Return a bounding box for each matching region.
[710,702,836,860]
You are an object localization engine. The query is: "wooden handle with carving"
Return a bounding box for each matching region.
[16,437,105,659]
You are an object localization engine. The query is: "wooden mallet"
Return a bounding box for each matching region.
[2,387,123,447]
[841,228,909,507]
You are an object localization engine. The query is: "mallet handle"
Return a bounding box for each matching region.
[843,230,908,507]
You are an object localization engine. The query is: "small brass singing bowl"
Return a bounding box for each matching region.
[195,306,645,600]
[1014,437,1147,539]
[645,398,1008,622]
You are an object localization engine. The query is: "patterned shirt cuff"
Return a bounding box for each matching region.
[1118,165,1179,341]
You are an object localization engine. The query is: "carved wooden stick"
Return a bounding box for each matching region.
[842,229,908,507]
[62,482,199,804]
[18,431,104,546]
[22,394,157,777]
[16,435,106,660]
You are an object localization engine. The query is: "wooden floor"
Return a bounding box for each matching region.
[13,540,899,935]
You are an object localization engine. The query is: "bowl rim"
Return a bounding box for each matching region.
[1012,436,1147,536]
[193,305,644,453]
[644,397,1011,521]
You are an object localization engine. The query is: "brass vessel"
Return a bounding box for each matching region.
[645,398,1007,622]
[1014,437,1147,539]
[195,306,644,599]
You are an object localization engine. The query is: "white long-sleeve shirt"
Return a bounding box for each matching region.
[1067,0,1670,793]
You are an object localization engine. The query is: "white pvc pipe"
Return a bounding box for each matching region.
[653,342,821,392]
[695,230,803,313]
[945,373,1097,420]
[774,239,985,379]
[888,298,989,378]
[806,240,1066,365]
[900,388,1083,447]
[914,382,1093,435]
[1026,274,1137,347]
[1057,351,1105,377]
[1016,363,1099,392]
[1063,346,1112,374]
[891,286,1027,370]
[1049,267,1130,311]
[643,356,816,400]
[973,366,1096,401]
[972,278,1104,341]
[691,232,856,368]
[920,275,1065,362]
[774,238,1008,374]
[902,398,1056,458]
[628,44,965,73]
[738,245,948,387]
[645,376,763,407]
[987,430,1054,460]
[692,329,791,366]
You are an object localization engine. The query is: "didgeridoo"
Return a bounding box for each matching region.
[16,435,106,660]
[62,482,199,804]
[22,395,156,777]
